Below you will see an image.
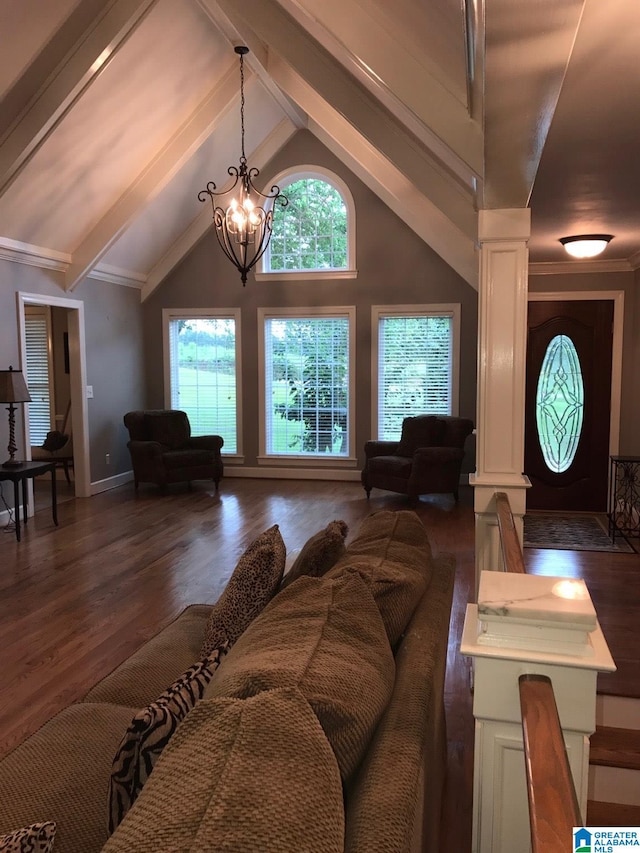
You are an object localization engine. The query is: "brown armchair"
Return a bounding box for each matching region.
[361,414,474,501]
[124,410,223,492]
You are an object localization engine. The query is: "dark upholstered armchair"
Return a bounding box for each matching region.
[124,410,223,491]
[362,414,474,501]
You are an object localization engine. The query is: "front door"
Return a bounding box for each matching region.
[524,299,614,511]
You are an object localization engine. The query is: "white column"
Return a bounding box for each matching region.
[471,208,531,593]
[461,571,616,853]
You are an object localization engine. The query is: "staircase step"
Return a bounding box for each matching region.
[587,800,640,825]
[590,726,640,770]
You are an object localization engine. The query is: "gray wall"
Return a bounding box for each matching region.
[143,130,479,473]
[0,260,146,495]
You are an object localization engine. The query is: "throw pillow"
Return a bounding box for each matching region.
[0,823,56,853]
[325,510,433,647]
[200,524,286,658]
[204,573,395,781]
[280,520,348,589]
[102,689,345,853]
[396,415,445,457]
[107,645,227,835]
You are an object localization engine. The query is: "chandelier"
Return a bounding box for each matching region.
[198,46,287,285]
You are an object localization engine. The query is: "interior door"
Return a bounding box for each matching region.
[525,300,614,511]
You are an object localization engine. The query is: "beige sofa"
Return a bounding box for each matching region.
[0,511,455,852]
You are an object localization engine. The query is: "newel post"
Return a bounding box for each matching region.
[461,570,616,853]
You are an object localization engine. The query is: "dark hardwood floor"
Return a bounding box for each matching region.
[1,478,638,852]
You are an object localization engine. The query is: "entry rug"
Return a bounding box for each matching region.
[523,512,635,553]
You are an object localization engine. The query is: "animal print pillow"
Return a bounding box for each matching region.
[107,645,227,835]
[0,822,56,853]
[200,524,286,658]
[281,520,348,589]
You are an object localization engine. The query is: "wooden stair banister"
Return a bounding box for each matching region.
[495,490,526,573]
[519,674,582,853]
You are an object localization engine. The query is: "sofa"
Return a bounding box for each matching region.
[362,414,474,501]
[0,510,455,853]
[123,409,224,491]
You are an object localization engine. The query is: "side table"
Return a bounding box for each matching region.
[608,455,640,547]
[0,460,58,542]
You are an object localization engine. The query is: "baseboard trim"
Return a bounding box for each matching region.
[224,466,361,482]
[91,470,134,495]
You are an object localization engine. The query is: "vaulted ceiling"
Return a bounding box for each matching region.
[1,0,638,299]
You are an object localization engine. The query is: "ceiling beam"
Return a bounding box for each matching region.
[273,0,483,183]
[196,0,308,130]
[0,0,158,199]
[482,0,585,208]
[270,56,477,287]
[211,0,477,241]
[65,61,243,291]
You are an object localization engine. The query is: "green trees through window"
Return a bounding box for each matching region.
[268,178,347,272]
[167,316,238,453]
[264,315,350,456]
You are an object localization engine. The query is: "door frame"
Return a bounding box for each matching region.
[527,289,624,461]
[17,291,91,499]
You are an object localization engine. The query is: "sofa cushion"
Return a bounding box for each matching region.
[84,604,212,708]
[0,703,139,853]
[326,510,432,646]
[281,520,348,589]
[102,688,345,853]
[200,524,286,658]
[0,822,56,852]
[203,573,395,781]
[396,415,445,457]
[107,645,228,835]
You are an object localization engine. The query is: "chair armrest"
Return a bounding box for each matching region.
[364,440,400,460]
[188,435,224,453]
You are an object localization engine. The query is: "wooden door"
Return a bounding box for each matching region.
[525,300,613,511]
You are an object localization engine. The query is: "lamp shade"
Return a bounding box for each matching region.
[559,234,613,259]
[0,366,32,403]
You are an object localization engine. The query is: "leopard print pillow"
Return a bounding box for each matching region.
[200,524,286,658]
[0,822,56,853]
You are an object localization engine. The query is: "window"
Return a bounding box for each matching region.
[24,306,54,444]
[163,310,241,455]
[259,307,355,461]
[257,168,356,280]
[373,306,460,440]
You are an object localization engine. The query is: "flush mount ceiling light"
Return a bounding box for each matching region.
[559,234,613,259]
[198,46,288,285]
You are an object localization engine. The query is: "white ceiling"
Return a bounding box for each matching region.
[0,0,638,296]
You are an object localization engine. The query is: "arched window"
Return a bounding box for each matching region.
[257,168,357,280]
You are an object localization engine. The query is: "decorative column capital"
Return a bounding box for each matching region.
[478,208,531,243]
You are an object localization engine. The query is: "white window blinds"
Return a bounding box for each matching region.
[167,316,238,453]
[24,311,53,445]
[264,315,350,456]
[378,313,453,440]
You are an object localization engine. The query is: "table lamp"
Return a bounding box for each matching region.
[0,365,32,468]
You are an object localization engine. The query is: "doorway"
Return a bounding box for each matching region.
[525,298,616,511]
[18,292,90,500]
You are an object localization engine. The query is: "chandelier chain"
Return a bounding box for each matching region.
[239,50,246,162]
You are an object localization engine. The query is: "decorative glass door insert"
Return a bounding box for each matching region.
[535,334,584,473]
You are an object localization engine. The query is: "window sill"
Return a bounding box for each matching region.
[257,455,358,468]
[254,270,358,282]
